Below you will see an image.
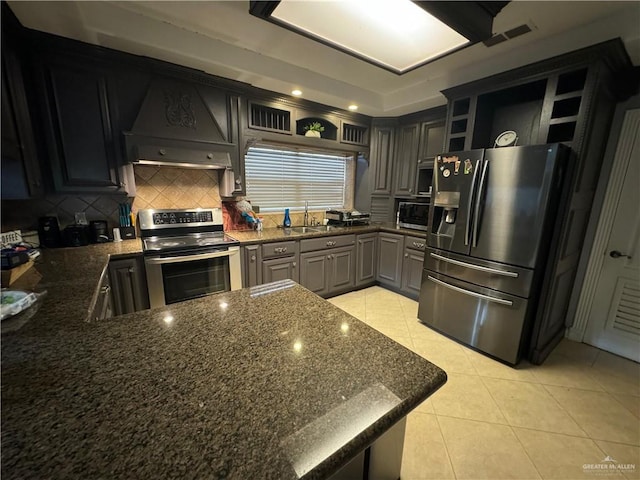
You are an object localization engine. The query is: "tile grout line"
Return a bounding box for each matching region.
[506,424,545,480]
[540,383,603,441]
[432,413,459,480]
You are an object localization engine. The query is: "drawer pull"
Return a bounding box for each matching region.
[274,247,288,254]
[428,275,513,306]
[326,241,336,247]
[430,252,518,278]
[412,242,425,249]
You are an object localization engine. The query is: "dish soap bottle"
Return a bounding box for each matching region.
[283,208,292,228]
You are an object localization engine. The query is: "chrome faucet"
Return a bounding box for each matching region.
[304,201,309,226]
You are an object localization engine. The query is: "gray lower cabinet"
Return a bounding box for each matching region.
[299,235,356,297]
[376,232,404,289]
[90,267,114,321]
[401,235,426,299]
[261,240,299,284]
[356,233,377,287]
[242,244,262,287]
[300,251,329,296]
[108,256,150,315]
[327,245,356,294]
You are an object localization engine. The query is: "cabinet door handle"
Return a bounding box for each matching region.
[292,262,296,268]
[250,255,256,262]
[128,267,135,274]
[327,255,332,259]
[404,253,409,257]
[100,285,111,294]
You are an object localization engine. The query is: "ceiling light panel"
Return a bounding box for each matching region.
[271,0,469,74]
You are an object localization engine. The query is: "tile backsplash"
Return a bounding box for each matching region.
[1,164,345,234]
[1,165,222,233]
[131,165,221,211]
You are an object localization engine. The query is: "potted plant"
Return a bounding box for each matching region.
[304,121,324,138]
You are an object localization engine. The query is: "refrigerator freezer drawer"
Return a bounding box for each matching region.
[418,270,529,364]
[425,248,534,298]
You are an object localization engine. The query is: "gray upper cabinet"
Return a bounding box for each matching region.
[356,233,377,287]
[376,232,404,289]
[1,42,43,199]
[108,256,149,316]
[418,121,445,161]
[34,54,130,194]
[369,121,396,195]
[393,123,420,197]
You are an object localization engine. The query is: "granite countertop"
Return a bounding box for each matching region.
[1,237,445,479]
[228,222,426,245]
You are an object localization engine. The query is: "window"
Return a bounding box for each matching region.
[245,146,350,212]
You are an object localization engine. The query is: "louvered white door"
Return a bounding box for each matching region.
[584,109,640,362]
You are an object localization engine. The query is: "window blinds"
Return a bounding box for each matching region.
[245,146,348,212]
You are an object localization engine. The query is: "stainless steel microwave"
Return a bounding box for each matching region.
[398,202,430,231]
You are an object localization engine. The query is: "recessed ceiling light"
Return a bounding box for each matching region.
[348,105,358,111]
[291,89,302,96]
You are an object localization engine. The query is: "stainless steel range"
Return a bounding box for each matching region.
[139,208,241,308]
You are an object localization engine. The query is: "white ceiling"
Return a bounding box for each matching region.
[8,1,640,116]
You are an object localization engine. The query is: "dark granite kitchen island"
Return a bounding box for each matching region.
[2,267,445,479]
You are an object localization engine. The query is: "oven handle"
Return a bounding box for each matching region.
[145,248,237,265]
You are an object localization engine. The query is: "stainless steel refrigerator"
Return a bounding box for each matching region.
[417,144,570,364]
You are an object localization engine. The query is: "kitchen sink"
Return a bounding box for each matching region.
[307,225,342,232]
[289,225,343,234]
[289,226,317,234]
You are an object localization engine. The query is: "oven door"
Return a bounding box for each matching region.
[144,246,241,308]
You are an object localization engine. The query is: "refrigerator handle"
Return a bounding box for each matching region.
[428,275,514,306]
[465,159,481,246]
[472,160,490,248]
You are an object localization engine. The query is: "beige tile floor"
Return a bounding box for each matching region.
[328,286,640,480]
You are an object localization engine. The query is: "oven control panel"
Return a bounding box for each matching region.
[152,211,213,225]
[138,208,223,231]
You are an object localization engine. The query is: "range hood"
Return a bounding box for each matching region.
[124,79,235,169]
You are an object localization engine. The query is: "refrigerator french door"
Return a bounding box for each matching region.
[419,144,570,364]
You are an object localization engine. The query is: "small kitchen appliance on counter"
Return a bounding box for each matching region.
[90,220,111,243]
[37,216,61,248]
[62,225,90,247]
[325,210,370,226]
[139,208,241,308]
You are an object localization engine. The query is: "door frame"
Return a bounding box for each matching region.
[567,97,640,341]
